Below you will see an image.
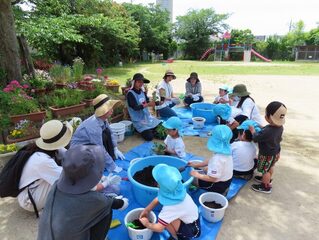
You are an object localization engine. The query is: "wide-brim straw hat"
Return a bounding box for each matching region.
[231,84,250,97]
[93,94,120,117]
[163,70,176,79]
[36,120,73,151]
[57,145,105,194]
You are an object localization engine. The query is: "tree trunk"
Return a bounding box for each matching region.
[18,35,35,78]
[0,0,22,85]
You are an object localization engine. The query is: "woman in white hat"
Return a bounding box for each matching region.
[155,70,179,118]
[17,120,73,216]
[70,94,124,172]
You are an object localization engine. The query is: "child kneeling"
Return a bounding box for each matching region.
[189,125,233,196]
[139,164,200,240]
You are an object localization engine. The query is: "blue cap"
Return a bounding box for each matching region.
[237,120,261,133]
[162,116,183,136]
[213,104,231,120]
[207,125,232,155]
[152,164,186,206]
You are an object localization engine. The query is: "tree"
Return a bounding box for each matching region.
[0,0,22,85]
[306,27,319,45]
[230,29,255,45]
[175,9,229,59]
[123,3,172,59]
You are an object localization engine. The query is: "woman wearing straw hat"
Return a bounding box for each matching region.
[17,120,73,215]
[127,73,161,141]
[184,72,203,107]
[71,94,124,173]
[38,145,129,240]
[155,70,179,118]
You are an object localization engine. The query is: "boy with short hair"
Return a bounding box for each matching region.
[250,101,287,193]
[139,164,201,240]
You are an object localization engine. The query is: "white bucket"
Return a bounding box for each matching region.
[110,123,126,142]
[124,208,157,240]
[199,192,228,223]
[192,117,206,129]
[120,120,134,136]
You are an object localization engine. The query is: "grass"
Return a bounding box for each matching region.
[86,60,319,86]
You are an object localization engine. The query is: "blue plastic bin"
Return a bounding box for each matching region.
[127,156,194,210]
[190,102,217,124]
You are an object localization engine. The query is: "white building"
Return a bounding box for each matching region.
[156,0,173,22]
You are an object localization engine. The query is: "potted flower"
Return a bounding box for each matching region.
[0,143,17,171]
[23,69,54,96]
[5,119,40,144]
[105,79,120,93]
[50,64,72,88]
[48,89,86,118]
[2,80,46,123]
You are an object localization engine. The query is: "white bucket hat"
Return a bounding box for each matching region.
[36,120,73,151]
[93,94,120,117]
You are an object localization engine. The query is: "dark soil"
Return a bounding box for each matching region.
[203,201,223,209]
[133,165,157,187]
[130,219,146,230]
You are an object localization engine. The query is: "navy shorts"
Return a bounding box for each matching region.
[177,218,201,240]
[198,178,232,196]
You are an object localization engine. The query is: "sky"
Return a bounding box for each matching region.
[115,0,319,35]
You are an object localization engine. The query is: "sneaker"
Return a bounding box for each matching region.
[251,184,272,194]
[254,175,272,183]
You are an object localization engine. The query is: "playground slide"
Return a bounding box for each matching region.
[200,48,215,61]
[251,49,272,62]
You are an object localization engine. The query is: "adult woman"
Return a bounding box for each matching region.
[231,84,263,126]
[184,72,203,106]
[17,120,73,216]
[155,70,179,118]
[127,73,161,141]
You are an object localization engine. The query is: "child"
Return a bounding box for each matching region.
[231,120,260,180]
[188,125,233,196]
[213,85,230,105]
[249,101,287,194]
[139,164,201,240]
[163,116,186,159]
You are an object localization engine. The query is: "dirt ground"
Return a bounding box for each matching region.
[1,75,318,239]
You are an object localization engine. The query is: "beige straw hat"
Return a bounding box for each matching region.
[36,120,73,151]
[93,94,120,117]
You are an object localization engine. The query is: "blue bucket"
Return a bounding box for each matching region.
[190,102,217,124]
[127,156,194,210]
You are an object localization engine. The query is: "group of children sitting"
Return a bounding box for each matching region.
[141,98,287,240]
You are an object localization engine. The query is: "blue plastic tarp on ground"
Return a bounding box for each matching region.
[107,142,247,240]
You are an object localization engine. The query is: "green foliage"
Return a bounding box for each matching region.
[15,0,140,66]
[152,142,166,155]
[175,9,229,59]
[230,29,255,45]
[8,94,40,115]
[49,64,66,83]
[83,82,106,99]
[72,57,84,82]
[47,89,84,108]
[305,27,319,45]
[154,124,167,140]
[123,3,172,58]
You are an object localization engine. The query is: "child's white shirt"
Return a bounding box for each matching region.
[164,135,186,158]
[214,94,229,105]
[231,141,256,172]
[207,153,233,182]
[158,193,199,226]
[240,98,264,126]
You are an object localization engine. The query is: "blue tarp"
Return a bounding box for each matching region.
[108,142,247,240]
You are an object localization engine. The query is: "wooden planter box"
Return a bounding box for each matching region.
[10,111,47,124]
[110,113,124,123]
[105,84,120,93]
[55,83,67,89]
[49,103,86,118]
[83,99,94,108]
[5,133,40,144]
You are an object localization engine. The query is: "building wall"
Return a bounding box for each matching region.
[156,0,173,22]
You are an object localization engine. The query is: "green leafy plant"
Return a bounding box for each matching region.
[72,57,85,82]
[49,64,65,84]
[0,143,17,154]
[152,142,166,155]
[23,70,53,89]
[48,89,84,108]
[84,82,106,100]
[154,124,167,140]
